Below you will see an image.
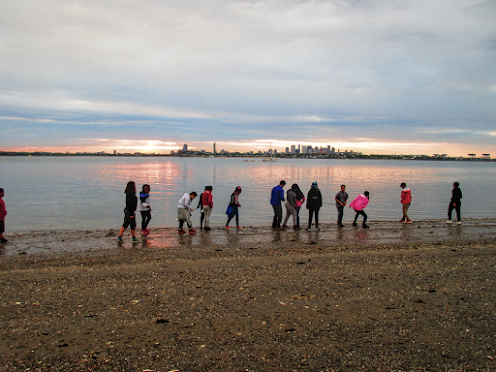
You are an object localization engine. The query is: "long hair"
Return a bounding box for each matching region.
[141,184,150,193]
[291,184,304,200]
[124,181,136,194]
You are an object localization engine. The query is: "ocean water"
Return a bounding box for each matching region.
[0,156,494,232]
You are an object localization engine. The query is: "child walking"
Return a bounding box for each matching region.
[138,184,152,236]
[226,186,242,229]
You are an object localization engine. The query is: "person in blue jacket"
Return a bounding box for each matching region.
[271,180,286,230]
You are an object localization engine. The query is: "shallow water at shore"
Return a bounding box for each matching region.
[2,218,495,257]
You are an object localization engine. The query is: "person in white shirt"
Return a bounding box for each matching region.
[177,192,197,234]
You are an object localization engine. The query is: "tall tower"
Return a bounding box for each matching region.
[213,143,216,154]
[183,143,188,152]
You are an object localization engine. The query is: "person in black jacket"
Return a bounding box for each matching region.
[306,181,322,230]
[447,181,462,225]
[118,181,138,242]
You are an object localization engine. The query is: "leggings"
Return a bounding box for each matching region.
[354,210,367,225]
[141,211,151,230]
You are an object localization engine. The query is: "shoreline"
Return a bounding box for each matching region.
[1,220,496,371]
[1,218,495,258]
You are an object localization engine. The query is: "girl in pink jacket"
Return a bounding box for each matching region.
[349,191,370,228]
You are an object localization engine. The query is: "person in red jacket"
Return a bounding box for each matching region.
[399,182,412,223]
[0,188,8,243]
[201,186,213,231]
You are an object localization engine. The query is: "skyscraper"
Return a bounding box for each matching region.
[291,145,296,154]
[213,142,216,154]
[182,143,188,152]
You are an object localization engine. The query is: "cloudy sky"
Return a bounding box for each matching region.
[1,0,495,156]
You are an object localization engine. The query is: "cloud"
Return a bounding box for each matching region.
[0,0,495,156]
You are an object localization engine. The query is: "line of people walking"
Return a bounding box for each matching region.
[113,180,463,241]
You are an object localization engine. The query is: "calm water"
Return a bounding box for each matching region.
[0,157,494,232]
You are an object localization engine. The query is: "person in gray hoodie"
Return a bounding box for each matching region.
[282,183,299,229]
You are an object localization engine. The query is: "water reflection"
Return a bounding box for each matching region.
[1,157,494,231]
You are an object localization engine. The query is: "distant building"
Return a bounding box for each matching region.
[183,143,188,152]
[302,145,307,154]
[291,145,296,154]
[274,149,277,154]
[213,143,216,154]
[331,147,335,154]
[285,147,289,154]
[481,154,491,159]
[113,150,117,155]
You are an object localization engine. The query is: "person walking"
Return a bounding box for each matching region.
[399,182,412,223]
[447,182,462,225]
[349,191,370,228]
[335,184,348,227]
[306,182,322,230]
[0,188,8,243]
[201,186,214,230]
[138,184,152,236]
[226,186,242,229]
[271,180,286,230]
[282,184,298,229]
[178,192,197,234]
[118,181,138,242]
[292,184,305,228]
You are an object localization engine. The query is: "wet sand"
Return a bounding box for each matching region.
[1,219,496,371]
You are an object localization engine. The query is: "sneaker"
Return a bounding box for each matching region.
[205,227,211,231]
[404,220,412,224]
[0,238,8,243]
[117,236,123,242]
[338,223,344,228]
[189,229,196,234]
[398,219,405,223]
[457,221,462,225]
[225,225,230,229]
[446,220,452,224]
[362,224,370,229]
[132,237,139,242]
[178,229,186,234]
[352,222,357,227]
[237,226,242,229]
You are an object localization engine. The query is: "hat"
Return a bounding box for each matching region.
[400,182,406,187]
[311,181,318,188]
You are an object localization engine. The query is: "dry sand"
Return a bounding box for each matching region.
[1,219,496,371]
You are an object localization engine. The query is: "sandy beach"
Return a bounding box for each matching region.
[1,219,496,371]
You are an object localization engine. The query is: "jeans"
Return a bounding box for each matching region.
[272,205,283,228]
[140,210,151,230]
[336,205,344,225]
[203,206,212,227]
[448,202,461,221]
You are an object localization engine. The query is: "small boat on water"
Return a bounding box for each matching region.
[263,142,277,162]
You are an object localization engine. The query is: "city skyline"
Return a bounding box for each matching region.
[1,1,495,156]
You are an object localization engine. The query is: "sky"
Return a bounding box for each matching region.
[1,0,495,156]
